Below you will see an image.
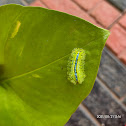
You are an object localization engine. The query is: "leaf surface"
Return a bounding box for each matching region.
[0,4,110,126]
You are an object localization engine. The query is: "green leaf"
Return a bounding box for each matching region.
[0,4,110,126]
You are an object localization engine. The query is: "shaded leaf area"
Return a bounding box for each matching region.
[0,4,109,126]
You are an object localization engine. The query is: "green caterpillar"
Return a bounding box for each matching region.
[67,48,86,85]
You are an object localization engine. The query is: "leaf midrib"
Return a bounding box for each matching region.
[1,37,103,84]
